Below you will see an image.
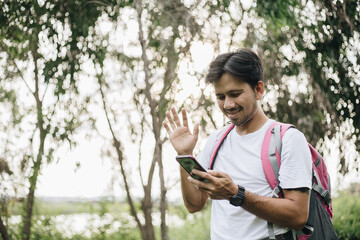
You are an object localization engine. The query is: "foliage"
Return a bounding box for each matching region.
[168,203,211,240]
[5,214,141,240]
[93,1,203,239]
[332,183,360,240]
[254,0,360,173]
[1,0,360,239]
[0,0,113,239]
[3,199,210,240]
[33,199,129,216]
[4,197,360,240]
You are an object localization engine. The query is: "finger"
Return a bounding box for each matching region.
[162,121,171,134]
[187,176,202,191]
[187,175,208,190]
[193,123,199,141]
[207,170,227,178]
[199,187,211,193]
[181,108,188,128]
[171,107,181,127]
[192,169,209,177]
[191,169,215,182]
[166,111,176,131]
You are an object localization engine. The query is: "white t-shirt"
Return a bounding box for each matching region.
[197,119,312,240]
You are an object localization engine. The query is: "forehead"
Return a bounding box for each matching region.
[214,73,251,93]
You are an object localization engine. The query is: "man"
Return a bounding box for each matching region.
[163,48,312,240]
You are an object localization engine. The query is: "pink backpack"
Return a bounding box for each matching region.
[209,121,338,240]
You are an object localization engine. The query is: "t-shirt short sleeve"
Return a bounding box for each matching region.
[278,128,313,190]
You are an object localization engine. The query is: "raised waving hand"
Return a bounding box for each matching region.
[163,107,199,155]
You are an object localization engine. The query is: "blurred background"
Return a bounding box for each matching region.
[0,0,359,239]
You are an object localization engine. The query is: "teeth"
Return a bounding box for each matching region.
[226,109,241,115]
[227,112,239,118]
[225,108,242,118]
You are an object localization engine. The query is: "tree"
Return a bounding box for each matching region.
[0,1,107,239]
[91,0,203,239]
[252,0,360,174]
[185,0,360,175]
[1,0,358,239]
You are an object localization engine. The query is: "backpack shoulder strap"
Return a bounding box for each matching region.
[261,122,296,239]
[209,124,234,170]
[261,121,294,190]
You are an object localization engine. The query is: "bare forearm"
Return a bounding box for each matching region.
[242,190,309,230]
[187,169,310,229]
[180,168,208,213]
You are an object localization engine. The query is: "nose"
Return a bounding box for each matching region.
[224,97,235,109]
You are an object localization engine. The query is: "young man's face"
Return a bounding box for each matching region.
[214,73,262,126]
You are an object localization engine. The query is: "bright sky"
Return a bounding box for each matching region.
[36,136,114,198]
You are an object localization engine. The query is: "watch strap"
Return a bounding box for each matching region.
[230,185,245,206]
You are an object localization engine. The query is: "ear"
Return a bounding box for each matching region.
[254,81,264,100]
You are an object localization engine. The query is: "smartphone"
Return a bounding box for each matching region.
[176,155,208,182]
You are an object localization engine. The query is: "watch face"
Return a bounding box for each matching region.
[231,197,243,206]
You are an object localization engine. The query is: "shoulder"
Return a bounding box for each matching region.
[282,126,308,146]
[280,125,312,164]
[266,121,307,144]
[274,122,312,164]
[278,125,312,189]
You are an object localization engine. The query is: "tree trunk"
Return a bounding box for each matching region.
[22,139,46,240]
[22,158,41,240]
[136,1,165,239]
[97,76,152,239]
[0,216,9,240]
[22,132,45,240]
[157,142,168,240]
[22,140,45,240]
[142,189,156,240]
[22,48,46,240]
[115,137,151,240]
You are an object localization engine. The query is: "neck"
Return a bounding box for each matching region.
[235,108,268,136]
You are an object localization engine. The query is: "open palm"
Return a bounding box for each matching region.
[163,108,199,155]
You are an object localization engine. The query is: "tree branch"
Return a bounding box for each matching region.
[97,73,145,234]
[136,0,161,140]
[138,113,146,188]
[0,42,34,96]
[228,1,244,51]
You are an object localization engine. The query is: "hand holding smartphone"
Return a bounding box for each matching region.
[176,155,208,182]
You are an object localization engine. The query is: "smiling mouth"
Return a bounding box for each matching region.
[225,107,243,119]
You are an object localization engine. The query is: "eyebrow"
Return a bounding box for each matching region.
[216,90,243,96]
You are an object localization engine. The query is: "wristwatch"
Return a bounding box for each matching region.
[229,185,245,207]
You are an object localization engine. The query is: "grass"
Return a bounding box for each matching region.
[2,193,360,240]
[332,194,360,240]
[32,199,130,216]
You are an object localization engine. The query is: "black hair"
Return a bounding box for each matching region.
[205,48,263,88]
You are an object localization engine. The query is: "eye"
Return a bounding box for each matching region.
[230,93,240,98]
[216,95,225,100]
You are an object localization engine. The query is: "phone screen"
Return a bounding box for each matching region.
[176,155,208,182]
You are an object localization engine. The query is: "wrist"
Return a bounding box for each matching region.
[230,183,239,196]
[229,185,245,207]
